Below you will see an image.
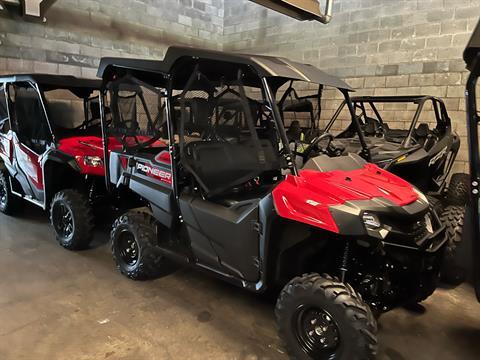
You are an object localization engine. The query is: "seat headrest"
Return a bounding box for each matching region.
[290,120,301,129]
[90,101,100,119]
[416,123,430,138]
[189,97,212,126]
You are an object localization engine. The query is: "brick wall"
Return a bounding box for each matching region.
[223,0,480,173]
[0,0,223,78]
[1,0,478,171]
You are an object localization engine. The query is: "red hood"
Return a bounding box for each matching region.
[272,163,419,233]
[57,136,167,176]
[58,136,113,158]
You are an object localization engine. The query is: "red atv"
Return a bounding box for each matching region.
[0,75,123,249]
[98,48,447,359]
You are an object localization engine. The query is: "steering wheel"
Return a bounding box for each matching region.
[301,132,338,160]
[201,125,229,142]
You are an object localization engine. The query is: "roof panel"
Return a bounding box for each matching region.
[0,74,100,97]
[464,19,480,70]
[98,46,352,90]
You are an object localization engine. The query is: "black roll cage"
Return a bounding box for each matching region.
[326,95,451,148]
[0,76,101,149]
[100,64,301,196]
[99,49,365,192]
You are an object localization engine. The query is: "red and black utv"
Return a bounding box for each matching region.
[277,85,467,284]
[97,48,447,359]
[463,19,480,301]
[0,75,116,249]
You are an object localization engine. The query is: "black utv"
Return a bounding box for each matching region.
[324,96,467,207]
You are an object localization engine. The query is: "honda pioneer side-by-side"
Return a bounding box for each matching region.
[97,48,447,359]
[0,75,112,249]
[280,91,468,283]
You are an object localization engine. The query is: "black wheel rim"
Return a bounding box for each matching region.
[293,305,340,359]
[117,230,139,266]
[0,176,7,210]
[52,202,74,239]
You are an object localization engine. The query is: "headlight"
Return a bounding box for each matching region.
[413,187,428,204]
[83,156,103,167]
[362,212,381,229]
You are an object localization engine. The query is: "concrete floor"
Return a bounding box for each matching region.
[1,205,479,360]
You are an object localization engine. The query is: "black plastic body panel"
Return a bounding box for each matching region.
[179,193,263,282]
[110,151,174,228]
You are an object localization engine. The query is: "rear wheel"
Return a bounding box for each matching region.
[0,171,23,215]
[445,173,470,206]
[50,190,94,250]
[275,273,377,360]
[440,205,466,285]
[111,210,172,280]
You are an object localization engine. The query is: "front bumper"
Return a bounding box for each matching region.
[381,208,447,253]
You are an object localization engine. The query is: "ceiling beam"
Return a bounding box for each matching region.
[0,0,56,21]
[249,0,333,23]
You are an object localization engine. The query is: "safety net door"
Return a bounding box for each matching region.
[8,83,52,203]
[0,85,13,166]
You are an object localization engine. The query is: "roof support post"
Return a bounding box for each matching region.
[342,89,371,162]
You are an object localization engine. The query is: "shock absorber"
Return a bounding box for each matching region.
[340,240,351,283]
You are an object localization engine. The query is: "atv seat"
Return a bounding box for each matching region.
[173,97,213,137]
[303,153,367,173]
[363,117,381,136]
[286,120,303,142]
[414,123,436,150]
[383,124,409,143]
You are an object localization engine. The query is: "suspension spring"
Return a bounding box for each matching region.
[340,240,351,283]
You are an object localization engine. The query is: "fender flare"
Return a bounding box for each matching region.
[42,150,82,204]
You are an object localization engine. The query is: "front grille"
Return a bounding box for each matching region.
[381,212,435,248]
[403,218,429,243]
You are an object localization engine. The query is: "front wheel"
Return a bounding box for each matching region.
[0,170,23,215]
[50,190,94,250]
[275,273,377,360]
[111,210,173,280]
[440,205,466,285]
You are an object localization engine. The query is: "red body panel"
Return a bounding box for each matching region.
[57,136,167,176]
[58,136,120,176]
[272,163,418,233]
[155,150,171,164]
[17,143,43,190]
